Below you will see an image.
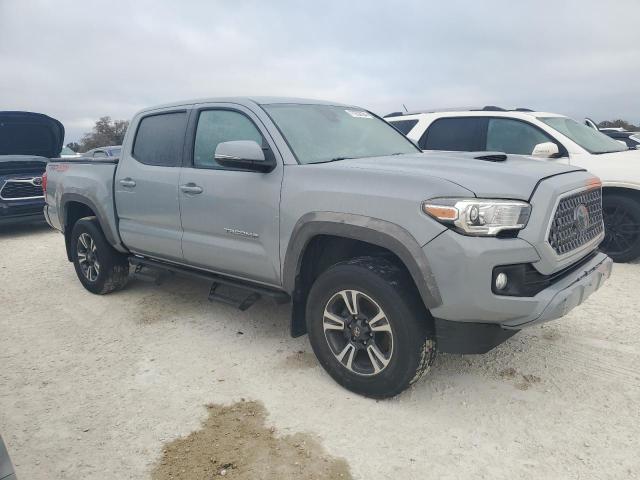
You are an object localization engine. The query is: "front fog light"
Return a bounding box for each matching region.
[495,272,508,290]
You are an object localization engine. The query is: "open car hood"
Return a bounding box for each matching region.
[0,111,65,158]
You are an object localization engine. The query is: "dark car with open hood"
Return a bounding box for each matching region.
[0,111,64,226]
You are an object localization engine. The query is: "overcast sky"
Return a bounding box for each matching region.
[1,0,639,143]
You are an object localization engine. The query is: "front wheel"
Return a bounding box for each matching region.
[306,257,436,398]
[70,217,130,294]
[600,194,640,263]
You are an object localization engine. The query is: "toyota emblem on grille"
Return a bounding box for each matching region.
[574,204,590,233]
[32,177,43,186]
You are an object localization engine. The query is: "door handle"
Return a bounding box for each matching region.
[180,183,203,194]
[119,178,136,188]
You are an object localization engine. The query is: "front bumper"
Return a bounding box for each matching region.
[0,200,45,226]
[424,230,612,348]
[501,251,612,328]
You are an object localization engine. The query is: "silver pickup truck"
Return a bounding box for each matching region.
[45,97,612,398]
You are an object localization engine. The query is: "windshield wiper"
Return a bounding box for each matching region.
[312,156,354,164]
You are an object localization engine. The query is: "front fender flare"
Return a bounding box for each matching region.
[282,212,442,309]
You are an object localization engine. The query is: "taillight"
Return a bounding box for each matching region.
[42,172,47,194]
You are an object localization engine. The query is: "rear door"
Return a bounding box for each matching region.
[179,104,283,285]
[114,109,189,261]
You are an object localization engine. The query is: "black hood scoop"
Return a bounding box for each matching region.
[0,111,65,158]
[473,152,508,162]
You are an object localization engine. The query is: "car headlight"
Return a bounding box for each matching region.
[422,198,531,236]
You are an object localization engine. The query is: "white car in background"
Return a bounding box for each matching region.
[386,107,640,262]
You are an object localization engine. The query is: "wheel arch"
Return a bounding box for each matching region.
[602,184,640,202]
[283,212,442,337]
[60,194,120,261]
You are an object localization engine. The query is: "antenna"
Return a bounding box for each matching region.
[402,104,409,113]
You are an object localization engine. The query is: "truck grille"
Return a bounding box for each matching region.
[0,178,44,200]
[548,187,603,256]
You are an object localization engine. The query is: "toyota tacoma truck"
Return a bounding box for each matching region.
[0,111,64,225]
[45,97,612,398]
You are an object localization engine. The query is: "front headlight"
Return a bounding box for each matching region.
[422,198,531,236]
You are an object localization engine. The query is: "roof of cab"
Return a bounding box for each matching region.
[137,96,354,115]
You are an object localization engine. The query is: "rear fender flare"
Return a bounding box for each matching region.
[60,193,125,259]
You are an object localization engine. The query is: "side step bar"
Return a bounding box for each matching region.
[130,256,290,310]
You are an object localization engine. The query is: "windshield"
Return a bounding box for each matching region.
[539,117,627,154]
[262,104,419,164]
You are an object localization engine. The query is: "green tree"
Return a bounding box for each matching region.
[78,116,129,152]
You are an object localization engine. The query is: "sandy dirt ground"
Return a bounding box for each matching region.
[1,224,639,479]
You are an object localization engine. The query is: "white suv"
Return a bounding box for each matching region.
[386,107,640,262]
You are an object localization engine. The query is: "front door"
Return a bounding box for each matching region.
[114,110,189,261]
[179,105,283,285]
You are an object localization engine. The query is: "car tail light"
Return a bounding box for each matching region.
[42,172,47,194]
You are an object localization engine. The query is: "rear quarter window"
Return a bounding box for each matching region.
[388,119,418,135]
[132,111,188,167]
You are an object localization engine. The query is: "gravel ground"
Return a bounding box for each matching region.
[1,224,639,479]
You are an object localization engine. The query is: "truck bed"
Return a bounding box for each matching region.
[44,157,125,252]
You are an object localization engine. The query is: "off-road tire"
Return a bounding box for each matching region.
[306,256,436,398]
[70,217,129,294]
[601,194,640,263]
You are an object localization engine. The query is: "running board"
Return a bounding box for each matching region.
[129,256,290,310]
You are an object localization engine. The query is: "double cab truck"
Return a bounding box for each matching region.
[45,97,612,398]
[0,111,63,226]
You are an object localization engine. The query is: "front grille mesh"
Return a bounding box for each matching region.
[0,180,43,199]
[548,187,603,256]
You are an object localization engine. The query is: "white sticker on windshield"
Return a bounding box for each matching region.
[345,109,374,119]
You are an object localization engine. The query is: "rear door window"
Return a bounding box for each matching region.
[486,118,557,155]
[420,117,485,151]
[132,111,188,167]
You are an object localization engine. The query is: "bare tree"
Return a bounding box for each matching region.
[77,116,129,152]
[598,119,639,131]
[65,142,81,152]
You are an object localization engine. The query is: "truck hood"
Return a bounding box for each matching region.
[334,152,585,200]
[0,111,64,158]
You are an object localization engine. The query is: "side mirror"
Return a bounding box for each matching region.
[214,140,275,173]
[532,142,560,158]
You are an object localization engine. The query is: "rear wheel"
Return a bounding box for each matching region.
[306,256,436,398]
[70,217,129,294]
[600,194,640,263]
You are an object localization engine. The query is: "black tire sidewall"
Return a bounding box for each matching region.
[306,260,432,398]
[71,218,125,294]
[602,194,640,263]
